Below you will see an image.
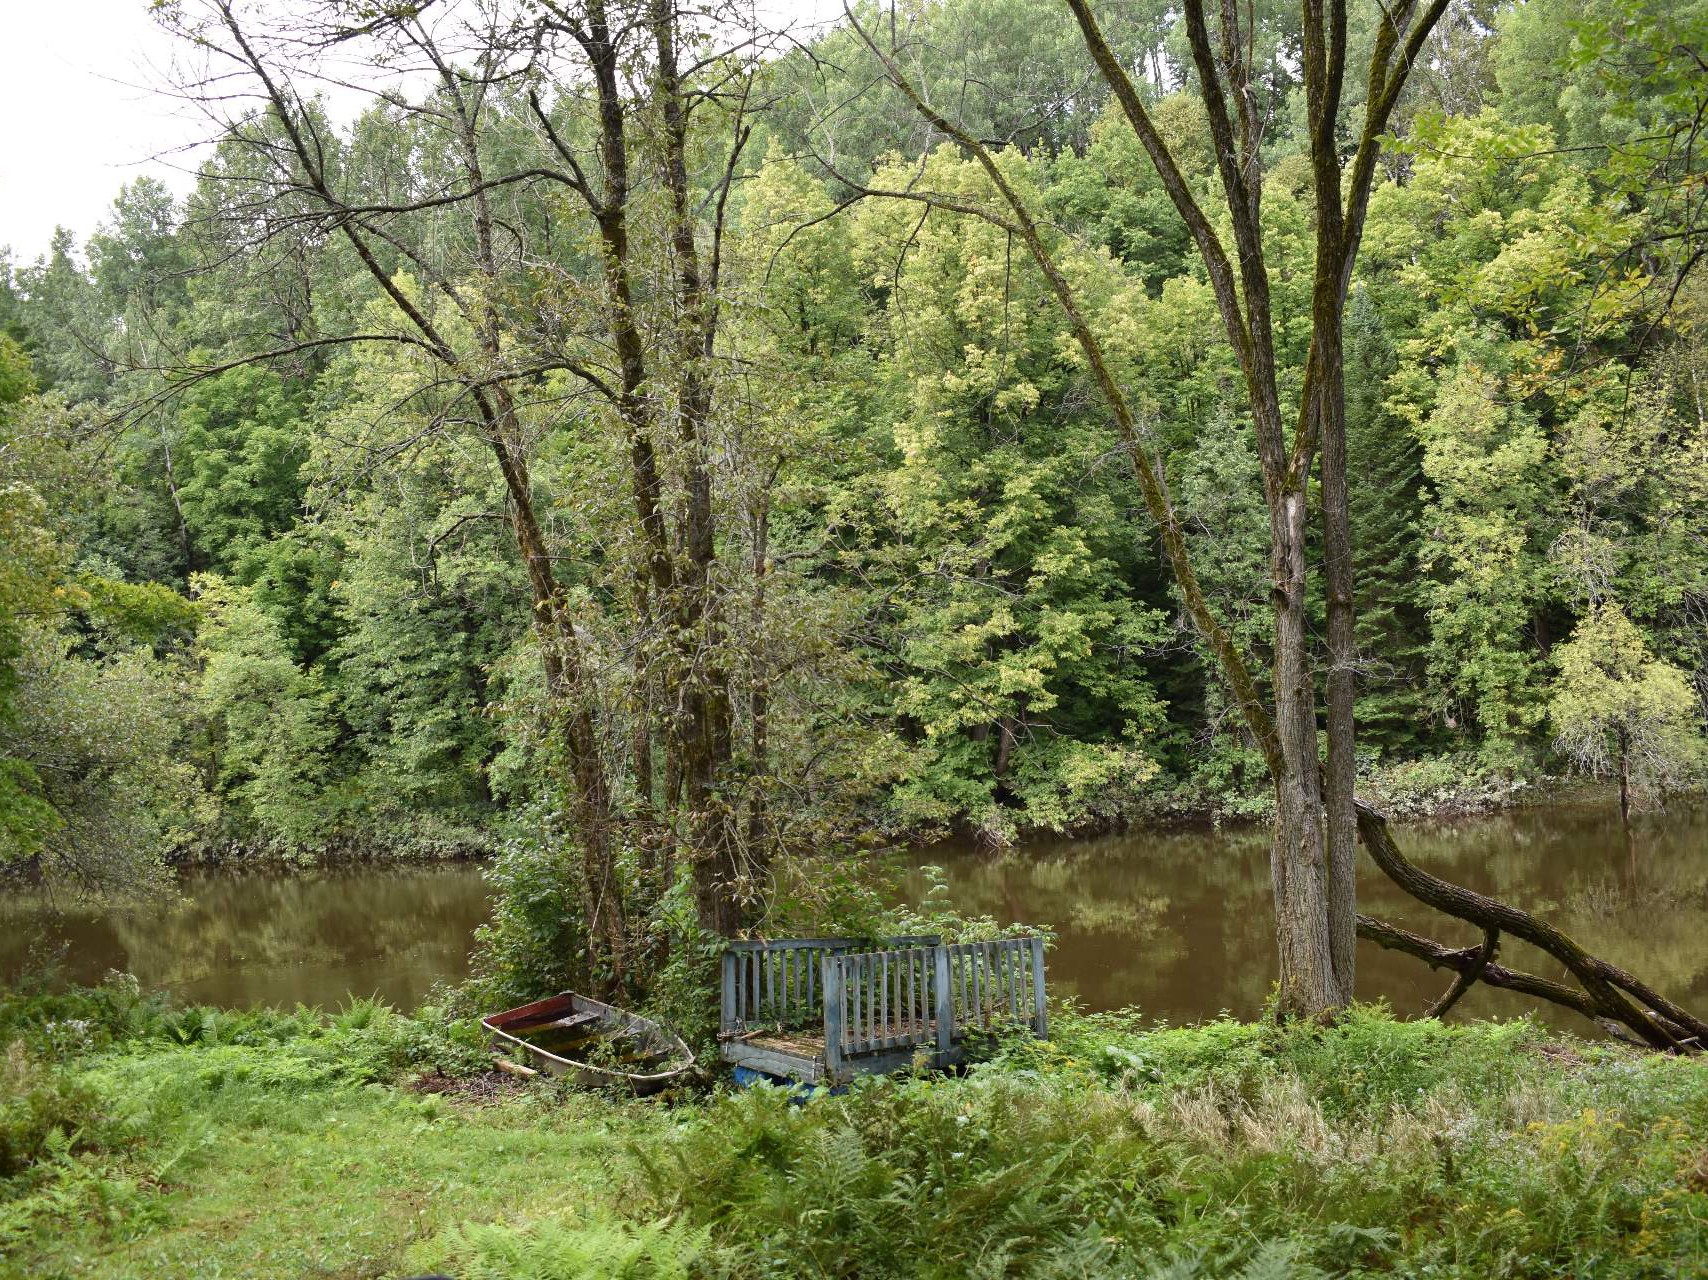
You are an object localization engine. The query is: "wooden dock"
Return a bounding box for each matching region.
[718,936,1048,1084]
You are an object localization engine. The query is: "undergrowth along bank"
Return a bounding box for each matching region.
[4,980,1708,1278]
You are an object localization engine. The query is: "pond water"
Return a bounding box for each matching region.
[0,865,493,1010]
[900,799,1708,1031]
[3,798,1705,1032]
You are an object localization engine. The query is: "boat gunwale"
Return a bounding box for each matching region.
[481,992,694,1086]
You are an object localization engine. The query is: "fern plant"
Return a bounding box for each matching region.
[431,1213,714,1280]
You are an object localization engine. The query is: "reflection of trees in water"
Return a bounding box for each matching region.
[904,831,1278,1020]
[4,801,1700,1022]
[908,800,1708,1027]
[1,865,492,1005]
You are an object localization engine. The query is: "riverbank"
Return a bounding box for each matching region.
[5,982,1706,1278]
[1118,764,1620,833]
[148,760,1636,873]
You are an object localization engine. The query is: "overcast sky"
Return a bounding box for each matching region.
[0,0,210,262]
[0,0,841,267]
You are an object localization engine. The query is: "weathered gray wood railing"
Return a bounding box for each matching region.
[719,936,1048,1084]
[721,936,939,1034]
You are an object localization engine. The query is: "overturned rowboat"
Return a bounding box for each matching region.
[482,992,694,1095]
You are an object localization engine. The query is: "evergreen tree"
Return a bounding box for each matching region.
[1344,290,1432,756]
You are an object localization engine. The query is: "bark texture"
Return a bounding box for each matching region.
[535,0,759,938]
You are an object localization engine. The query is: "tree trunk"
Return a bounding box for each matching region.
[1617,724,1632,832]
[443,58,630,989]
[747,497,772,855]
[653,0,750,937]
[1298,0,1361,1010]
[1269,488,1346,1016]
[1310,257,1359,1008]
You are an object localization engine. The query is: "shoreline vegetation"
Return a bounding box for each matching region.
[4,979,1707,1279]
[6,0,1707,907]
[133,775,1684,873]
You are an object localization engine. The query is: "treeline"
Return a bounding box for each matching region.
[1,0,1704,908]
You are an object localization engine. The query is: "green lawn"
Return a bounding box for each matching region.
[4,1042,665,1279]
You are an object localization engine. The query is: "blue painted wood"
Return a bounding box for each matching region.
[723,935,942,952]
[723,1041,826,1083]
[982,944,994,1023]
[1030,936,1048,1036]
[868,954,877,1046]
[934,945,953,1063]
[901,943,915,1032]
[1007,947,1017,1020]
[882,952,892,1048]
[864,954,875,1047]
[1004,945,1016,1021]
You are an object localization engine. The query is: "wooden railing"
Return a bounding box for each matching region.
[828,945,940,1055]
[720,937,939,1035]
[721,935,1048,1081]
[943,939,1048,1034]
[823,937,1047,1078]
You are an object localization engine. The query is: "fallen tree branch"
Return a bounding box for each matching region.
[1424,925,1498,1020]
[1357,916,1593,1020]
[1355,801,1706,1052]
[1354,915,1658,1048]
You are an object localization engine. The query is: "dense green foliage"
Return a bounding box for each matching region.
[0,0,1705,899]
[4,984,1708,1278]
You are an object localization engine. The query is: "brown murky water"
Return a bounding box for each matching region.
[901,798,1708,1031]
[3,798,1704,1031]
[0,864,493,1009]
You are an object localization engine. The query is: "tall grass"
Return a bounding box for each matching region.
[4,986,1706,1278]
[622,1008,1708,1278]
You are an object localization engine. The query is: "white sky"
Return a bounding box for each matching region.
[0,0,842,266]
[0,0,209,263]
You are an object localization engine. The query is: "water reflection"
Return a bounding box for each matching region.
[0,864,492,1009]
[898,800,1708,1031]
[1,801,1702,1031]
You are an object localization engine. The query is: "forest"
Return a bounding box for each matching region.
[2,0,1708,1272]
[4,0,1705,977]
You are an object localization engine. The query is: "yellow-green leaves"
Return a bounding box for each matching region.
[1550,602,1706,801]
[1416,370,1551,751]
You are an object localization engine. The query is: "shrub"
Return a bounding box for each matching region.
[1,977,488,1083]
[0,1042,112,1180]
[1360,750,1543,817]
[465,807,595,1007]
[0,972,175,1057]
[624,1009,1708,1278]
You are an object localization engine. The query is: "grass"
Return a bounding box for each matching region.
[10,1053,655,1279]
[0,983,675,1279]
[3,980,1707,1278]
